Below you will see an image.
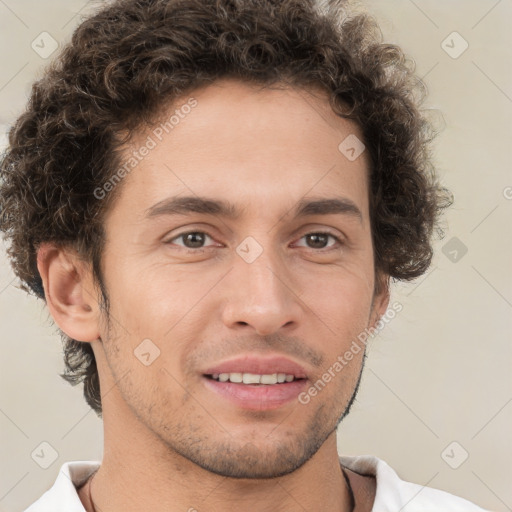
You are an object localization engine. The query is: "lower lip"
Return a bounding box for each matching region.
[202,376,308,411]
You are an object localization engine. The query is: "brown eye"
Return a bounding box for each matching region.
[181,232,206,248]
[295,232,341,250]
[305,233,330,249]
[167,231,214,249]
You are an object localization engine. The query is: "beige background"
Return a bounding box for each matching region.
[0,1,511,511]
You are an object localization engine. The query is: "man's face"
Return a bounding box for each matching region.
[94,79,388,478]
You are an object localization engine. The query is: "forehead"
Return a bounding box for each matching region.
[161,78,363,149]
[108,78,370,223]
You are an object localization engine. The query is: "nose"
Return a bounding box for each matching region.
[220,243,303,336]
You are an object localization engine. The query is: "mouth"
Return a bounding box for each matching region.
[200,355,310,411]
[202,374,308,411]
[204,372,306,385]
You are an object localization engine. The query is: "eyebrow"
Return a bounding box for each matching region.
[145,195,363,222]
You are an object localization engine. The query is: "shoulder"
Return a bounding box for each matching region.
[339,454,490,512]
[24,461,100,512]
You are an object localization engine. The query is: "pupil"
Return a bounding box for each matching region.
[185,232,205,248]
[308,233,327,248]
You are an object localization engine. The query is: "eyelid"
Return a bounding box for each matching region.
[292,231,344,249]
[165,230,219,248]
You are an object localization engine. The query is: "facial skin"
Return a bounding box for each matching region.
[38,78,389,512]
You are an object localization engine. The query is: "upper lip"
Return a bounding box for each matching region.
[202,354,308,379]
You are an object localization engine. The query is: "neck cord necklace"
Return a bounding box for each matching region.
[86,471,98,512]
[342,467,356,511]
[87,467,355,512]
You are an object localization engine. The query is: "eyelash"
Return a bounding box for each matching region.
[165,230,344,253]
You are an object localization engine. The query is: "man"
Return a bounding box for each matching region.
[0,0,489,510]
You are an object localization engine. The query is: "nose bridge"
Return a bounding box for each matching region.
[221,233,301,333]
[236,233,290,302]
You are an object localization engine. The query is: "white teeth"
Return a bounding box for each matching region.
[211,372,298,384]
[242,373,261,384]
[229,372,243,383]
[260,374,278,384]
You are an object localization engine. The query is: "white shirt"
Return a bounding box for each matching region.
[24,454,489,511]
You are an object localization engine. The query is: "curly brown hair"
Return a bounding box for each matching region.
[0,0,451,416]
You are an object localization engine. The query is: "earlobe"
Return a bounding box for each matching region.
[370,274,391,328]
[36,243,100,342]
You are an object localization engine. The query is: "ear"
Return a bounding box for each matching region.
[36,243,101,342]
[369,273,390,328]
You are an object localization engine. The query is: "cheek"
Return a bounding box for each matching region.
[101,257,184,332]
[294,270,374,375]
[298,260,374,323]
[99,260,210,374]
